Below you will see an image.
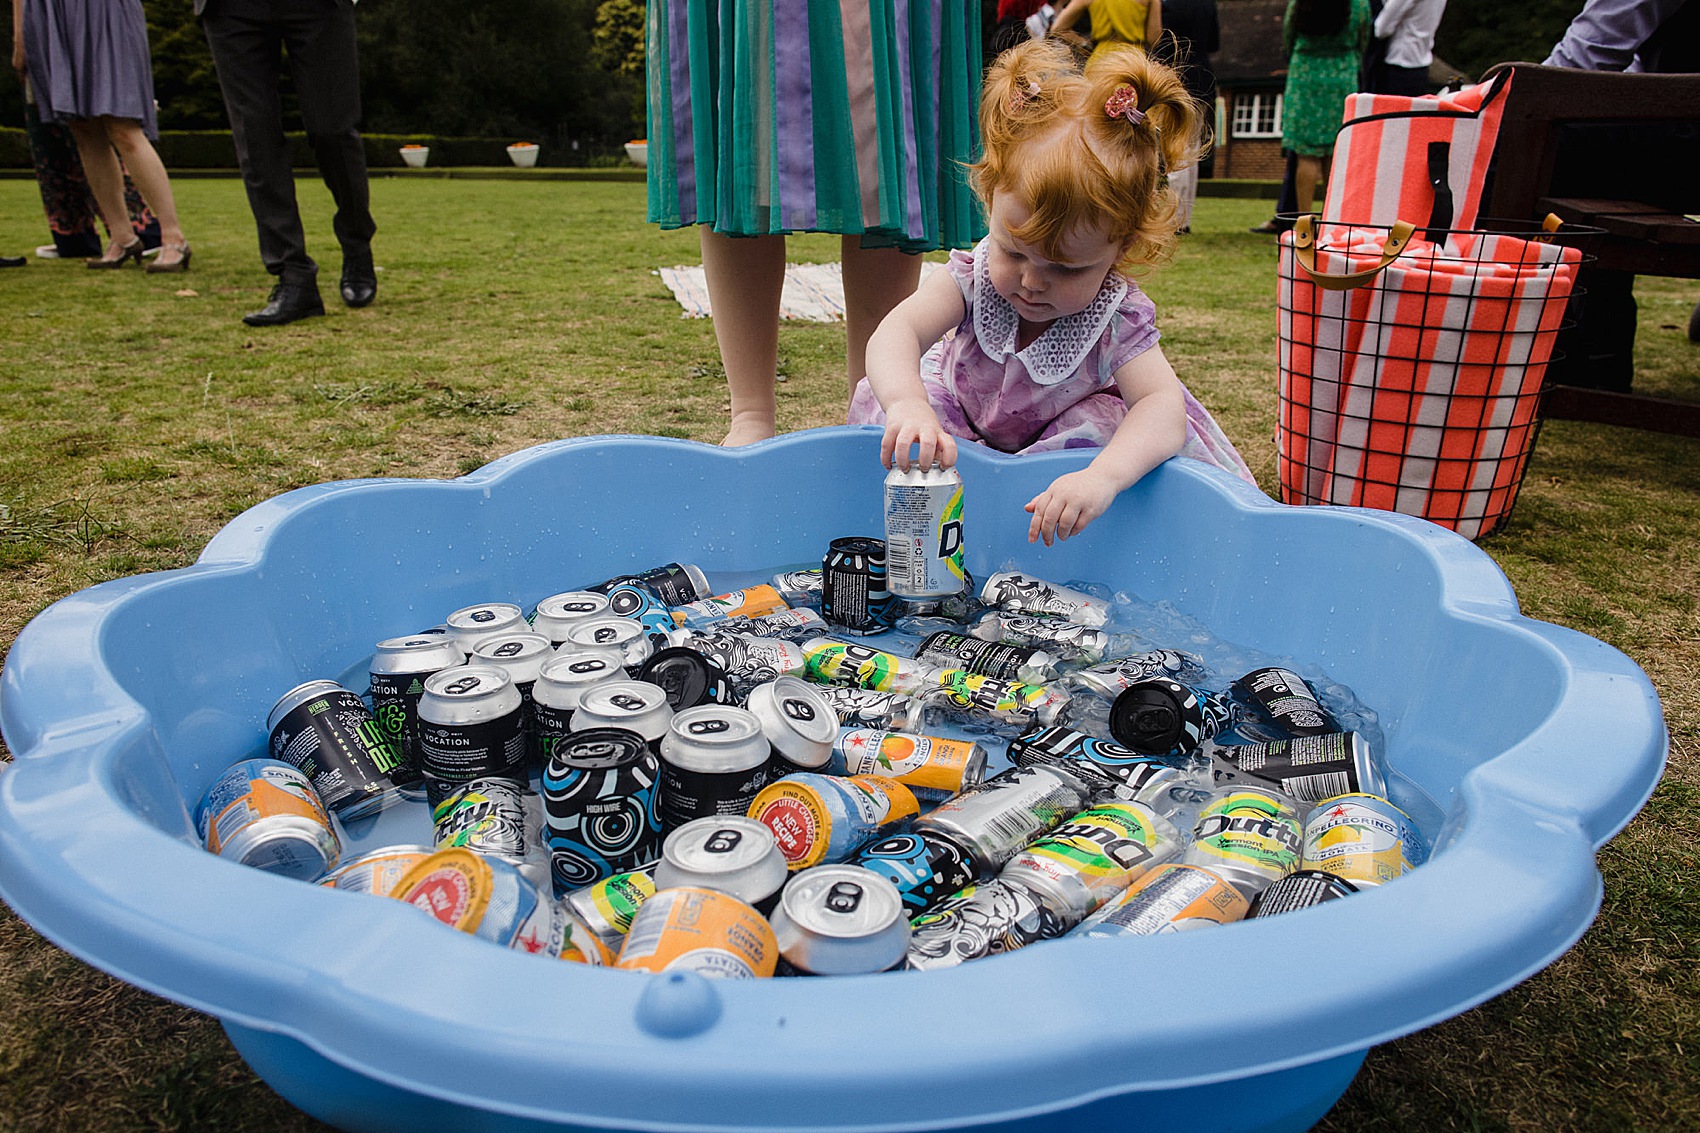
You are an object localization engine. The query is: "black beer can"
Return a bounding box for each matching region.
[584,562,711,606]
[541,727,665,893]
[635,647,737,712]
[368,635,464,785]
[416,665,528,807]
[847,829,979,917]
[820,537,899,636]
[1247,868,1359,918]
[1232,667,1341,739]
[267,680,408,819]
[915,631,1055,683]
[531,647,627,766]
[1108,679,1232,758]
[471,632,554,769]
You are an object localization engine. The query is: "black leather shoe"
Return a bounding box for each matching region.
[340,246,376,308]
[243,282,326,327]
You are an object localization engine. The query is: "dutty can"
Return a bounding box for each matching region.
[614,886,777,979]
[914,763,1091,875]
[653,815,789,913]
[564,867,657,950]
[367,635,463,785]
[267,680,407,819]
[431,777,535,863]
[415,666,527,805]
[747,773,920,870]
[999,801,1181,924]
[656,704,771,828]
[848,830,979,917]
[528,591,610,646]
[745,676,839,777]
[1300,793,1427,886]
[1210,731,1386,804]
[1247,869,1359,918]
[884,464,966,600]
[904,878,1068,970]
[801,638,934,695]
[585,561,711,606]
[1233,666,1341,738]
[829,727,987,801]
[925,668,1072,729]
[771,864,911,976]
[445,602,527,655]
[979,571,1109,627]
[392,847,563,956]
[531,647,627,764]
[820,536,899,636]
[1108,678,1232,758]
[1181,786,1306,900]
[197,758,341,880]
[541,726,664,891]
[1073,862,1250,937]
[319,844,432,896]
[915,631,1054,684]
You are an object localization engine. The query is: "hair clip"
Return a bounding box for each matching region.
[1105,83,1146,126]
[1007,78,1041,114]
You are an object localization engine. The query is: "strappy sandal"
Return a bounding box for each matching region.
[145,243,194,274]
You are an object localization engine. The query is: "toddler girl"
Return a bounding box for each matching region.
[848,38,1255,546]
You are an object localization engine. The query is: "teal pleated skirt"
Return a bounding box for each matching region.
[646,0,986,253]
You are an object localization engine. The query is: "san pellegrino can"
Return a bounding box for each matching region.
[884,463,965,600]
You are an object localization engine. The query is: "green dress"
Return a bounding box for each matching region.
[1281,0,1370,157]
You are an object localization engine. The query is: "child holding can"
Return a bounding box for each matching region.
[848,38,1256,546]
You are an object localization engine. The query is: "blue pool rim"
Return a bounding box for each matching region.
[0,427,1668,1132]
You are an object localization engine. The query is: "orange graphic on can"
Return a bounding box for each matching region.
[392,847,493,932]
[748,774,919,869]
[615,886,777,978]
[1078,863,1250,936]
[835,728,985,795]
[558,911,615,965]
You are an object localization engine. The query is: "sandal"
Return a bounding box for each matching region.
[86,238,144,269]
[145,243,193,274]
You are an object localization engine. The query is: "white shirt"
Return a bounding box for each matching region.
[1373,0,1447,69]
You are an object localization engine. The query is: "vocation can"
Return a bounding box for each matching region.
[999,801,1181,924]
[654,815,788,912]
[655,705,771,828]
[820,536,900,636]
[1233,666,1341,738]
[915,631,1053,684]
[816,687,923,732]
[830,727,987,800]
[1181,786,1305,900]
[1006,724,1185,805]
[801,638,934,695]
[847,830,978,917]
[915,763,1091,875]
[585,561,711,606]
[571,679,675,753]
[979,571,1109,628]
[614,886,777,979]
[668,630,806,689]
[1300,793,1427,885]
[1247,869,1359,918]
[531,647,627,764]
[883,463,966,601]
[431,777,535,863]
[905,878,1068,970]
[969,611,1111,664]
[416,666,527,805]
[671,585,790,629]
[267,680,407,819]
[471,632,554,766]
[1066,649,1211,699]
[564,616,654,671]
[1210,731,1385,804]
[1073,862,1250,937]
[392,847,563,955]
[635,647,736,711]
[319,844,432,896]
[564,867,657,950]
[771,865,911,976]
[197,758,341,880]
[528,591,610,646]
[747,773,919,870]
[1108,679,1231,758]
[541,727,664,891]
[445,602,527,655]
[367,635,463,784]
[745,676,839,776]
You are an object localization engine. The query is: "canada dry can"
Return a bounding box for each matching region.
[1233,666,1341,738]
[745,676,839,777]
[528,591,610,646]
[1247,869,1359,918]
[432,777,535,864]
[197,758,341,880]
[801,638,934,695]
[915,631,1053,683]
[820,536,899,636]
[1211,731,1386,804]
[585,561,711,606]
[1300,793,1427,886]
[747,773,920,870]
[445,602,528,655]
[1066,648,1210,699]
[656,704,771,828]
[914,763,1090,875]
[564,616,655,671]
[970,611,1111,664]
[1108,679,1232,758]
[979,571,1109,628]
[1181,786,1306,899]
[319,844,432,896]
[368,635,463,785]
[565,867,657,950]
[671,585,790,629]
[1006,724,1184,805]
[635,646,736,711]
[571,679,675,752]
[654,815,790,912]
[471,632,554,766]
[883,464,966,600]
[541,726,664,891]
[830,727,987,800]
[531,647,627,763]
[771,864,912,976]
[615,886,777,979]
[848,830,978,917]
[905,878,1069,970]
[267,680,407,819]
[668,630,807,689]
[816,686,923,732]
[392,847,563,955]
[1073,862,1250,937]
[415,666,527,805]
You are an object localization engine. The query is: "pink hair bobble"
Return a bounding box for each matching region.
[1105,83,1146,126]
[1007,78,1042,114]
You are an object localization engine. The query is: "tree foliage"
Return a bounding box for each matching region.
[1434,0,1582,79]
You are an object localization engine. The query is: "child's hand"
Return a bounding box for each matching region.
[1024,468,1121,546]
[881,398,958,472]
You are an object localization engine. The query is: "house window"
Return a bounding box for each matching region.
[1231,93,1283,138]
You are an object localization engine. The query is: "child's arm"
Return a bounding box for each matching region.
[863,268,968,471]
[1024,345,1189,546]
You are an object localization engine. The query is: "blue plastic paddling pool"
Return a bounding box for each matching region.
[0,427,1667,1132]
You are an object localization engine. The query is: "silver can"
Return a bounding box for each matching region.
[979,571,1110,628]
[197,758,341,880]
[1181,785,1307,901]
[745,676,839,776]
[771,864,911,976]
[1209,731,1386,804]
[1066,649,1211,699]
[570,679,675,751]
[416,664,527,805]
[431,776,535,864]
[654,815,788,913]
[531,646,628,765]
[368,635,464,784]
[563,615,654,671]
[816,686,924,732]
[720,607,830,643]
[266,679,407,819]
[998,800,1182,924]
[563,867,657,951]
[445,601,528,655]
[472,631,554,765]
[656,704,771,828]
[318,844,433,895]
[529,591,610,646]
[915,631,1055,684]
[585,562,712,606]
[969,611,1111,664]
[670,629,807,689]
[883,463,966,600]
[914,763,1091,875]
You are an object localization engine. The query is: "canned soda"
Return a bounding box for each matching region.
[1006,724,1185,806]
[771,865,912,976]
[847,830,979,917]
[368,635,463,784]
[445,602,527,655]
[1073,862,1250,937]
[267,680,408,819]
[1108,679,1231,758]
[883,463,966,601]
[603,583,679,646]
[905,878,1068,970]
[392,847,563,955]
[197,758,341,880]
[571,679,675,752]
[416,665,527,805]
[1246,869,1359,918]
[1300,793,1427,885]
[431,776,535,864]
[999,801,1182,924]
[654,816,789,913]
[656,704,771,828]
[471,632,553,766]
[585,562,711,606]
[564,867,657,950]
[541,727,664,891]
[925,668,1072,728]
[801,638,935,694]
[1233,666,1341,738]
[667,630,807,690]
[528,591,611,646]
[979,571,1109,627]
[635,647,736,711]
[821,536,900,635]
[1210,731,1386,803]
[615,886,778,979]
[1181,786,1306,899]
[319,844,432,895]
[563,616,655,671]
[1065,648,1211,699]
[915,631,1054,684]
[671,585,790,629]
[747,773,920,870]
[969,611,1111,663]
[829,727,987,800]
[531,647,627,764]
[556,909,617,965]
[745,676,839,776]
[914,764,1091,875]
[816,687,924,732]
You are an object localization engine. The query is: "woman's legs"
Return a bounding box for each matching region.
[1294,153,1325,216]
[64,118,135,257]
[841,238,922,401]
[700,228,787,446]
[100,117,187,263]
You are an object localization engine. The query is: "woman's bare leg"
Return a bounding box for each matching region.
[701,228,787,446]
[840,238,923,405]
[65,118,134,255]
[102,117,187,258]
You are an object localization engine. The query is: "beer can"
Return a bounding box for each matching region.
[656,704,771,828]
[528,591,611,646]
[801,638,935,695]
[667,630,807,690]
[829,727,987,801]
[635,647,736,711]
[604,583,680,646]
[904,878,1068,970]
[1065,648,1211,699]
[585,562,711,606]
[1181,786,1306,900]
[717,606,829,643]
[747,773,920,871]
[816,686,924,732]
[531,647,627,764]
[915,764,1091,875]
[671,585,790,629]
[416,665,527,805]
[745,676,839,776]
[979,571,1109,627]
[654,815,789,913]
[883,463,966,600]
[1006,724,1185,806]
[471,632,553,767]
[431,777,535,864]
[1247,869,1359,918]
[924,668,1072,729]
[563,615,655,671]
[556,908,617,965]
[821,536,900,635]
[392,847,563,956]
[1210,731,1386,804]
[769,567,824,608]
[571,679,675,752]
[915,631,1054,684]
[564,867,657,950]
[999,801,1181,924]
[848,830,979,917]
[1233,666,1341,738]
[771,865,911,976]
[1073,862,1250,937]
[197,758,341,880]
[1300,793,1427,886]
[445,602,528,655]
[319,844,432,896]
[969,611,1111,664]
[1108,679,1231,758]
[368,635,463,785]
[267,680,408,819]
[541,726,664,891]
[615,886,777,979]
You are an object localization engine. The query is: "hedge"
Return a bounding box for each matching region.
[0,128,607,169]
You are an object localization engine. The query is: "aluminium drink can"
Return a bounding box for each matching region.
[391,847,563,955]
[998,800,1181,924]
[1073,862,1250,937]
[1247,868,1360,917]
[670,585,790,629]
[197,758,341,880]
[1006,724,1186,806]
[771,864,912,976]
[415,665,528,806]
[969,611,1111,664]
[1181,786,1306,900]
[746,773,919,871]
[555,909,617,966]
[471,632,554,767]
[925,668,1072,728]
[829,727,987,801]
[267,679,408,819]
[915,631,1055,684]
[528,591,611,646]
[431,776,535,864]
[531,647,627,764]
[1209,731,1386,804]
[847,830,979,917]
[655,703,770,828]
[770,567,825,607]
[564,867,657,950]
[801,638,935,695]
[883,463,966,600]
[318,844,433,896]
[904,878,1068,970]
[368,635,464,785]
[571,679,676,753]
[744,676,839,777]
[979,571,1109,627]
[716,606,830,643]
[667,630,807,690]
[1108,678,1232,758]
[445,602,528,655]
[820,536,900,636]
[614,886,778,979]
[1300,792,1427,885]
[913,763,1091,875]
[541,726,664,891]
[1066,649,1211,699]
[1233,666,1341,738]
[603,583,680,647]
[635,646,736,711]
[653,815,789,914]
[563,616,654,671]
[816,686,924,732]
[584,561,711,606]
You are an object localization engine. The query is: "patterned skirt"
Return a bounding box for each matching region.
[646,0,986,253]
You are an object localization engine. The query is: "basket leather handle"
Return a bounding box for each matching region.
[1292,214,1418,291]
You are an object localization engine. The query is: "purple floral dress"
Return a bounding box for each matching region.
[849,238,1256,483]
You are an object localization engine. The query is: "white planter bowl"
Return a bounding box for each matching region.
[507,144,539,168]
[624,141,648,168]
[399,147,429,168]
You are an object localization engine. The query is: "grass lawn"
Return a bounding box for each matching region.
[1,176,1697,1132]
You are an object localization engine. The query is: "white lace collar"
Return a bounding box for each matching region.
[970,237,1129,386]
